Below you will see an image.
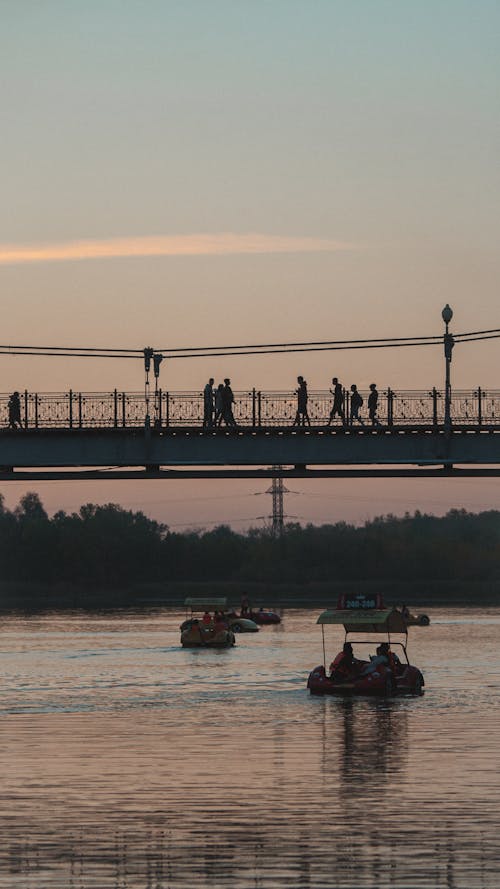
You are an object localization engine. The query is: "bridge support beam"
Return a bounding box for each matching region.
[0,427,499,478]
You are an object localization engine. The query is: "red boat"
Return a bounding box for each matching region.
[247,608,281,625]
[307,595,424,697]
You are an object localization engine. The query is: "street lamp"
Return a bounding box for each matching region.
[143,346,154,428]
[441,304,454,429]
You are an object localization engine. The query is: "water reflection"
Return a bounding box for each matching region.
[5,827,495,889]
[326,698,409,796]
[1,609,500,888]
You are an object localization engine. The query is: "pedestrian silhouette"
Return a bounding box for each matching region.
[215,383,225,425]
[8,391,22,429]
[293,376,311,427]
[203,377,215,427]
[349,384,365,425]
[221,378,237,427]
[368,383,381,427]
[327,377,345,425]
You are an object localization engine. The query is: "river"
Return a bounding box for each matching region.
[0,607,499,888]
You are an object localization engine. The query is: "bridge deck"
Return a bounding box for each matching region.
[0,423,499,480]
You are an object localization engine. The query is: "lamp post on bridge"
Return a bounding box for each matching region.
[442,304,454,429]
[143,347,154,429]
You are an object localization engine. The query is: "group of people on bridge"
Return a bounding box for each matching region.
[294,376,381,428]
[203,376,382,428]
[4,381,382,430]
[203,378,237,428]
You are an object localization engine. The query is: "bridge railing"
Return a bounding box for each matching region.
[0,388,498,429]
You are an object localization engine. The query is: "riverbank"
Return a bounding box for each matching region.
[1,579,499,612]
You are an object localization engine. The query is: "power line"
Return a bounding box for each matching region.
[0,327,499,362]
[158,333,443,352]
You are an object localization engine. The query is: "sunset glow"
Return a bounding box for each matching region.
[0,233,355,266]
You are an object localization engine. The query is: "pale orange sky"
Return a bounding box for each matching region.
[1,1,498,528]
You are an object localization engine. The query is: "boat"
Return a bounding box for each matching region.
[307,594,425,697]
[402,611,430,627]
[224,609,260,632]
[180,598,236,648]
[246,608,281,625]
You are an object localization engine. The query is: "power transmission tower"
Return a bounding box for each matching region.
[266,467,289,535]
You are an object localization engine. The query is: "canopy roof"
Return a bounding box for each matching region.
[316,608,407,634]
[184,597,227,610]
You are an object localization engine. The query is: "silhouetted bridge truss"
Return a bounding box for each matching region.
[1,388,500,480]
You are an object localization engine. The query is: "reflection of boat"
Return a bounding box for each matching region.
[181,598,236,648]
[307,595,425,697]
[321,697,409,801]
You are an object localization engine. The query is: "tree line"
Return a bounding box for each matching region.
[0,493,499,605]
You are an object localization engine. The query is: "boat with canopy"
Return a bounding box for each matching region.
[307,594,425,696]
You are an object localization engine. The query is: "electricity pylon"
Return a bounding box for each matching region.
[266,467,289,535]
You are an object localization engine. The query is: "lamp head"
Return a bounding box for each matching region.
[441,304,453,325]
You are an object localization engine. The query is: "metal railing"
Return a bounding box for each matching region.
[0,388,498,430]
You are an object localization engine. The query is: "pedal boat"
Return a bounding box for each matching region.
[181,597,236,648]
[307,603,424,697]
[403,611,430,627]
[247,609,281,625]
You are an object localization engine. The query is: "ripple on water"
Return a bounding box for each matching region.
[0,607,499,888]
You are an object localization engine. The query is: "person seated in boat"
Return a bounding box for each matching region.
[330,642,357,680]
[214,611,228,632]
[381,642,402,674]
[202,611,212,626]
[361,642,400,676]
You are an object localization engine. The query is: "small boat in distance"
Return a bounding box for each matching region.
[245,608,281,625]
[180,597,236,648]
[399,606,430,627]
[307,594,425,697]
[239,595,281,625]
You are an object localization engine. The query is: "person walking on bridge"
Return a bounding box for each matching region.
[368,383,381,427]
[327,377,345,426]
[221,378,237,427]
[8,391,22,429]
[293,376,311,427]
[203,377,215,427]
[349,384,365,425]
[215,383,224,425]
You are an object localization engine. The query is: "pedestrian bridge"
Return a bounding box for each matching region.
[1,387,499,480]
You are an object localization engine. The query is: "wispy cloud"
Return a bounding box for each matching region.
[0,233,355,266]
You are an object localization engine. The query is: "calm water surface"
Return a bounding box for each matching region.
[1,607,499,888]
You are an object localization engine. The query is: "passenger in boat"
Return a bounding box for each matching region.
[361,642,400,676]
[202,611,212,626]
[214,612,228,633]
[330,642,357,680]
[380,642,402,674]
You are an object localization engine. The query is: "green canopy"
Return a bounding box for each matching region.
[316,608,407,634]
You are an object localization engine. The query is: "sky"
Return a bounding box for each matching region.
[0,0,499,528]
